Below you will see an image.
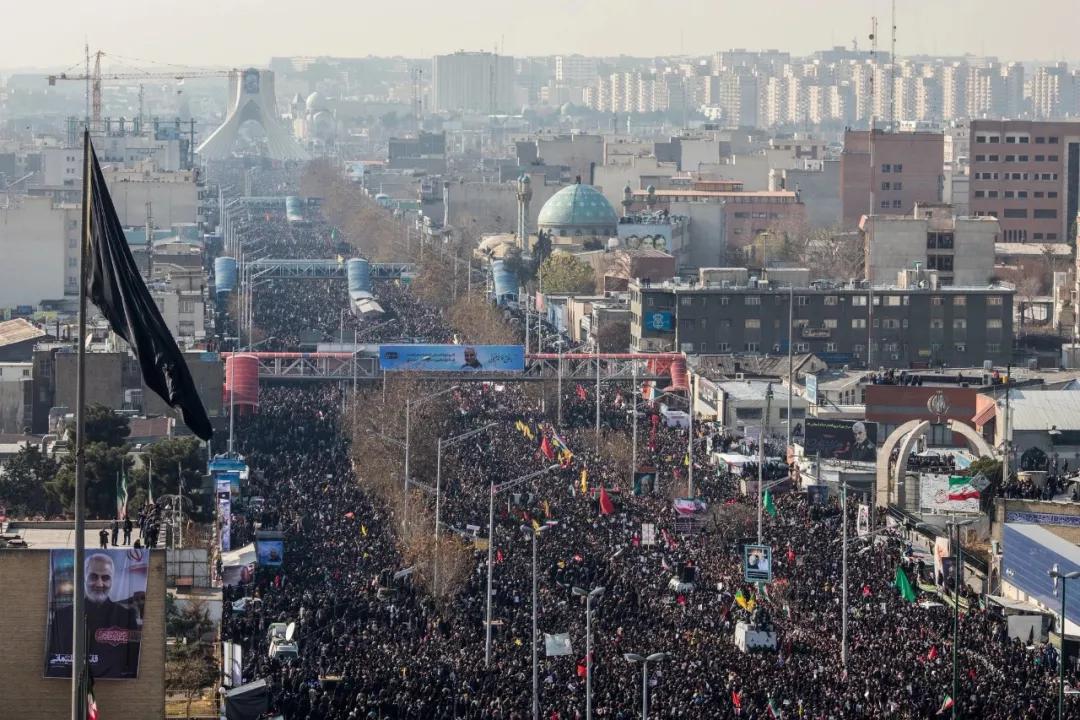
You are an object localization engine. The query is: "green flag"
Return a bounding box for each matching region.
[764,489,777,517]
[116,470,128,520]
[894,565,917,603]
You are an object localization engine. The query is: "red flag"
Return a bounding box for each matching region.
[862,584,872,597]
[731,690,742,710]
[927,645,938,661]
[576,384,587,401]
[598,487,615,515]
[576,658,588,678]
[344,511,355,520]
[540,436,555,460]
[786,547,796,564]
[496,549,504,563]
[661,528,677,550]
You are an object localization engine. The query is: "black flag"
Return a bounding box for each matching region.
[86,139,213,440]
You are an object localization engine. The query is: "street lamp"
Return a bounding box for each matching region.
[1050,568,1080,720]
[572,586,605,720]
[402,381,456,531]
[757,383,774,543]
[485,464,561,668]
[918,517,979,720]
[522,522,557,720]
[433,422,496,594]
[623,652,667,720]
[756,477,786,545]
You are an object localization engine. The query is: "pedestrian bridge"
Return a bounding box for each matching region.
[246,259,414,280]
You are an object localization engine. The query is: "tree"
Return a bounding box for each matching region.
[0,444,59,517]
[71,403,131,447]
[800,227,865,281]
[49,405,133,517]
[539,252,596,295]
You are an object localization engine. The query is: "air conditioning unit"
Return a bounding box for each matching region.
[735,372,745,380]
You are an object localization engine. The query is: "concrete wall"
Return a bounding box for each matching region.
[0,549,166,720]
[777,160,841,229]
[537,135,604,184]
[446,178,561,236]
[55,352,126,412]
[103,175,199,228]
[671,201,726,269]
[0,363,30,433]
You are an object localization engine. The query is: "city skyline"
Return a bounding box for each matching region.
[2,0,1079,71]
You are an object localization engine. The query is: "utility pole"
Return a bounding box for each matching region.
[787,284,794,449]
[757,383,773,543]
[841,482,849,668]
[1002,364,1012,489]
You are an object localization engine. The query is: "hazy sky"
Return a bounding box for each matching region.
[3,0,1077,70]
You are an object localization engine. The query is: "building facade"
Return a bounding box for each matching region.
[431,52,515,114]
[968,120,1080,243]
[630,273,1013,369]
[840,129,945,228]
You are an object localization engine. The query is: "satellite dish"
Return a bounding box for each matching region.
[285,622,296,642]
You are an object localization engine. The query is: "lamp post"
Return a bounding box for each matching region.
[402,381,456,531]
[919,517,978,720]
[434,422,495,594]
[757,382,774,544]
[623,652,667,720]
[522,522,556,720]
[1050,569,1080,720]
[485,465,560,667]
[572,586,605,720]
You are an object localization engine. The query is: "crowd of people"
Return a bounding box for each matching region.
[217,208,1073,720]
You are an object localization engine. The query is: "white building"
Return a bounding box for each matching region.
[431,52,515,114]
[0,196,81,306]
[101,165,200,227]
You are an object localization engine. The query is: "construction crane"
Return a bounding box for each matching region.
[47,50,232,130]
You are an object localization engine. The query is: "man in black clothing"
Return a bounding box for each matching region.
[123,515,133,545]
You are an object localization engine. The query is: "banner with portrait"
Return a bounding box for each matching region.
[803,418,878,462]
[743,544,773,583]
[44,548,149,679]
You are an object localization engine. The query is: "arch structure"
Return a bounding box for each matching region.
[197,68,309,162]
[875,419,997,509]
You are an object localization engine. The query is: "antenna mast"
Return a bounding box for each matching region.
[890,0,897,129]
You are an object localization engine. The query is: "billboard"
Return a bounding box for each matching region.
[379,344,525,372]
[45,548,149,679]
[919,474,981,514]
[743,544,773,583]
[644,311,674,332]
[803,418,878,462]
[256,539,284,567]
[805,373,818,405]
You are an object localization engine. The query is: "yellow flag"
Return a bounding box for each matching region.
[514,637,523,647]
[531,518,541,532]
[525,425,534,440]
[543,500,551,518]
[360,524,368,537]
[683,453,690,467]
[746,598,756,612]
[580,469,588,495]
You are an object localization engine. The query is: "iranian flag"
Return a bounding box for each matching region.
[947,475,979,501]
[936,695,954,715]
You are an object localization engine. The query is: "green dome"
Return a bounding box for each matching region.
[537,183,619,236]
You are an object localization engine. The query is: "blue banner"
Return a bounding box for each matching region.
[644,311,674,332]
[256,539,285,567]
[379,344,525,372]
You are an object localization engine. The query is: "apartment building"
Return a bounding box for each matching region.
[840,129,944,228]
[968,120,1080,243]
[630,269,1013,369]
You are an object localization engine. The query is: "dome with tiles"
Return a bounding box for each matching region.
[537,181,619,237]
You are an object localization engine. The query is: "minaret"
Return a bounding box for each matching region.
[621,183,633,218]
[516,174,533,247]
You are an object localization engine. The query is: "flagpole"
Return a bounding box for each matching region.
[72,127,92,720]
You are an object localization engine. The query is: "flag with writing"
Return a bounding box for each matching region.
[85,138,212,440]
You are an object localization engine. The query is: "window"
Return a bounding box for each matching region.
[744,342,759,352]
[1004,191,1014,199]
[718,342,731,352]
[953,319,967,329]
[1034,233,1044,240]
[976,154,986,162]
[1035,191,1044,198]
[987,319,1002,329]
[954,343,967,353]
[989,155,999,161]
[881,200,890,209]
[1034,209,1057,219]
[1048,233,1058,240]
[1050,136,1059,144]
[881,181,891,191]
[852,296,867,306]
[179,299,197,314]
[745,296,760,306]
[894,182,902,191]
[885,295,902,306]
[823,319,838,329]
[1018,191,1028,199]
[987,343,1000,353]
[974,190,985,198]
[1018,155,1028,162]
[794,343,810,352]
[892,164,903,172]
[719,296,730,305]
[797,296,809,306]
[883,319,900,329]
[1036,155,1045,162]
[1005,155,1015,162]
[930,319,944,329]
[736,407,762,420]
[892,200,902,209]
[987,191,998,198]
[824,342,837,352]
[1036,136,1046,144]
[1006,136,1016,144]
[824,296,839,306]
[881,163,891,173]
[699,318,708,330]
[1049,191,1058,198]
[745,319,761,329]
[852,318,867,329]
[1049,155,1059,162]
[1003,209,1028,218]
[931,296,944,306]
[954,296,967,306]
[976,136,986,143]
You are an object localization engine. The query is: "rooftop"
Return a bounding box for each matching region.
[999,389,1080,431]
[0,319,46,349]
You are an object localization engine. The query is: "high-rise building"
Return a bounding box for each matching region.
[841,129,945,227]
[555,55,598,86]
[431,51,515,113]
[968,119,1080,243]
[1030,63,1078,120]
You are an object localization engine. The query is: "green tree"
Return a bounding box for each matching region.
[0,445,59,516]
[49,406,133,517]
[538,252,596,295]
